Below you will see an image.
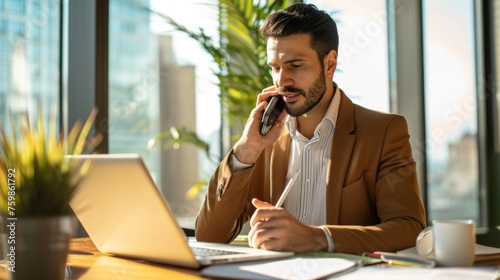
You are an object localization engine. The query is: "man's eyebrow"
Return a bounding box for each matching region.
[285,58,306,64]
[268,58,306,66]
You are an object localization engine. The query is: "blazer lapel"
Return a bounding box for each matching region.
[326,91,356,224]
[270,129,291,205]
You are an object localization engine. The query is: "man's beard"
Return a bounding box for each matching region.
[278,70,327,117]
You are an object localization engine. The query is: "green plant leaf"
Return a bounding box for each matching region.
[186,181,208,200]
[0,105,100,217]
[147,126,210,157]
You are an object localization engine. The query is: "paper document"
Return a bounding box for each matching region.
[201,257,357,280]
[332,266,499,280]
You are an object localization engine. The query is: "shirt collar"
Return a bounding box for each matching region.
[286,82,341,139]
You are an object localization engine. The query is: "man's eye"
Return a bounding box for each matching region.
[291,64,302,69]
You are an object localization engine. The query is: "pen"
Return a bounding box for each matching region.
[275,171,301,208]
[371,252,436,268]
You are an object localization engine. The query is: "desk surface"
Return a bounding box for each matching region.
[1,238,499,280]
[1,238,207,280]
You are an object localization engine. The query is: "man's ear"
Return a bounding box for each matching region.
[324,50,337,78]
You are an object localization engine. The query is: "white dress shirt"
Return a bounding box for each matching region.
[283,86,340,225]
[282,87,340,252]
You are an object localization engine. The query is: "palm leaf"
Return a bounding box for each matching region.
[186,181,209,200]
[147,126,210,157]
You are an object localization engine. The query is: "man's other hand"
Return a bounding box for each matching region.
[248,198,328,253]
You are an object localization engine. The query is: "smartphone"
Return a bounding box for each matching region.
[260,95,285,135]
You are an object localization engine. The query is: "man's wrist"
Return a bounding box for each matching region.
[233,141,263,164]
[307,226,329,252]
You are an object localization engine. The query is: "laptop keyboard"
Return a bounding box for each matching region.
[191,246,245,257]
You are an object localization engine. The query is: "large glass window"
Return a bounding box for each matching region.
[423,0,482,224]
[108,0,220,229]
[306,0,389,112]
[0,0,60,133]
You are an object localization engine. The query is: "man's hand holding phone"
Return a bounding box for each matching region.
[233,86,287,164]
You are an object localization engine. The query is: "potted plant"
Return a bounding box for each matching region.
[0,106,100,280]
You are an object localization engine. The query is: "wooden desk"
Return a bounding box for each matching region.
[1,238,208,280]
[1,238,498,279]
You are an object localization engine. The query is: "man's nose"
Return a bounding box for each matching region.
[275,69,293,88]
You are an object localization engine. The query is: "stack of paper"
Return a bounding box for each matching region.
[333,266,499,280]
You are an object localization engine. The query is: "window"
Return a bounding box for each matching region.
[108,0,156,183]
[0,0,60,134]
[306,0,389,112]
[422,0,483,224]
[108,0,220,229]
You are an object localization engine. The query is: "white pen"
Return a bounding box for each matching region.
[275,171,301,208]
[372,251,436,268]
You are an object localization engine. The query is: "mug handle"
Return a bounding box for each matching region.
[416,227,434,256]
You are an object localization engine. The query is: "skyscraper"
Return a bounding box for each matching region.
[0,0,60,128]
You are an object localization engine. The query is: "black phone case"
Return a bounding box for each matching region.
[259,96,285,135]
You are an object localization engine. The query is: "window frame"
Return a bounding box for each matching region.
[64,0,108,153]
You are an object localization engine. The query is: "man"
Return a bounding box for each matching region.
[195,3,426,254]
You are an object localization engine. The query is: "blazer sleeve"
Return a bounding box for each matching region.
[194,150,255,243]
[323,116,427,254]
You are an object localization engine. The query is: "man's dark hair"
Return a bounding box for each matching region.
[260,3,339,62]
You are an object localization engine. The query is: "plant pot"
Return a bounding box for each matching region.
[3,215,76,280]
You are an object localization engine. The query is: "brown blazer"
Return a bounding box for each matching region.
[195,90,427,254]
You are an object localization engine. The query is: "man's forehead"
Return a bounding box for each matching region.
[266,34,312,49]
[266,34,315,61]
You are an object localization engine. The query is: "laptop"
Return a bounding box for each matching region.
[67,154,293,269]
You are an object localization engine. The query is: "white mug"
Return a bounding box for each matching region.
[416,220,475,267]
